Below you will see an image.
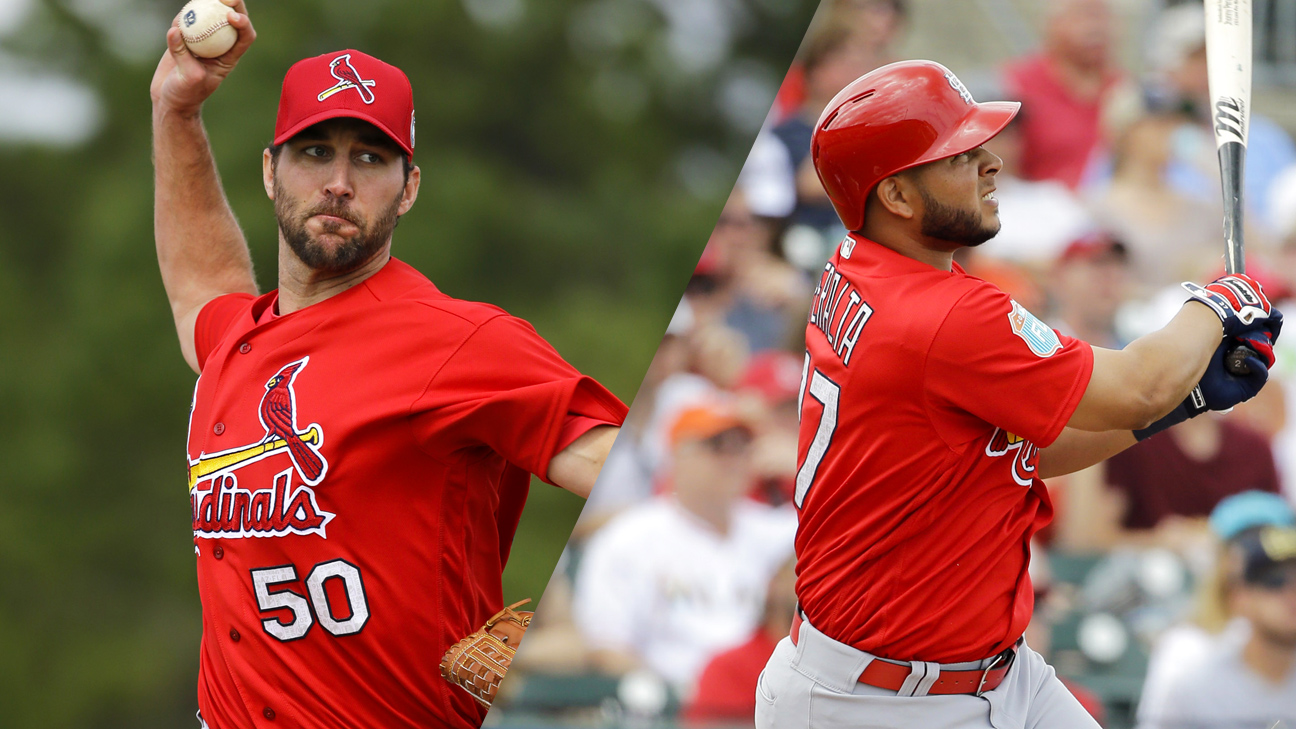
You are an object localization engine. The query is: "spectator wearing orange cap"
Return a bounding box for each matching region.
[571,404,797,695]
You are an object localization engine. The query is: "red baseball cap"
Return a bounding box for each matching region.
[274,49,416,158]
[1058,232,1127,263]
[736,351,804,405]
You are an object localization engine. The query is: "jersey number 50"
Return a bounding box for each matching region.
[250,559,370,642]
[795,352,840,509]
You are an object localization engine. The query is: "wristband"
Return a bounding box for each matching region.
[1134,386,1207,441]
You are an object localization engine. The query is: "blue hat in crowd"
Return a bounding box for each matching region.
[1209,491,1296,541]
[1234,526,1296,585]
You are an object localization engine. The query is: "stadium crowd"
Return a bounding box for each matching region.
[498,1,1296,727]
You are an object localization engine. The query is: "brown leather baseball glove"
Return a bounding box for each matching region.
[440,599,533,707]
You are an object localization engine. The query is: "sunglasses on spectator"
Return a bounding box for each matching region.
[702,428,752,455]
[1249,564,1296,591]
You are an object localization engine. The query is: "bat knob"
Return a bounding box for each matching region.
[1225,344,1257,376]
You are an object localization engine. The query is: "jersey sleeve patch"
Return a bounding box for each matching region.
[1007,300,1062,358]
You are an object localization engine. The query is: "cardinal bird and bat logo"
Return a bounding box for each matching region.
[985,427,1040,487]
[257,360,327,485]
[317,53,377,105]
[188,357,335,539]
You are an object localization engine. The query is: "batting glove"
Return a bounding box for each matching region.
[1135,326,1277,441]
[1198,327,1275,409]
[1182,273,1280,341]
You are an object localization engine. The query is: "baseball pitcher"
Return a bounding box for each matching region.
[149,2,627,727]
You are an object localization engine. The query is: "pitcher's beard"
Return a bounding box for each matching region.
[276,185,403,274]
[918,186,999,247]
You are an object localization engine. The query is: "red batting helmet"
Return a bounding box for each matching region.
[811,60,1019,231]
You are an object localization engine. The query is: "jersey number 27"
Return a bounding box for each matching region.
[795,352,840,509]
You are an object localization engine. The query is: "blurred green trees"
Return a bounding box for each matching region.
[0,0,815,725]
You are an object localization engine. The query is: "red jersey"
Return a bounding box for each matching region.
[793,235,1092,663]
[186,258,626,729]
[681,630,780,724]
[1002,54,1120,189]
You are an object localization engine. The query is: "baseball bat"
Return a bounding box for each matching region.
[187,425,322,491]
[1204,0,1258,375]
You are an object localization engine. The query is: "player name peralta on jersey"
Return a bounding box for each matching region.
[793,234,1093,665]
[186,258,625,729]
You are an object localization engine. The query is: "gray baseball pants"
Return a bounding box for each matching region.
[755,616,1100,729]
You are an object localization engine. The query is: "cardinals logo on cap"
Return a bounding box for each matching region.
[318,53,377,105]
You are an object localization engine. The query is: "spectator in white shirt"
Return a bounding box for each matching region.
[572,403,797,695]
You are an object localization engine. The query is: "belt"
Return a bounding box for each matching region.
[789,612,1015,696]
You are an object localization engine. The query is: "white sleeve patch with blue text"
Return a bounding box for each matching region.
[1007,300,1063,357]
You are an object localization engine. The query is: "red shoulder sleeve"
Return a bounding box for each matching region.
[925,284,1092,448]
[410,315,627,480]
[194,293,256,372]
[557,414,618,452]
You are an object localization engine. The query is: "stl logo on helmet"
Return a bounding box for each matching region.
[945,71,974,105]
[188,357,335,540]
[317,53,377,104]
[985,427,1039,487]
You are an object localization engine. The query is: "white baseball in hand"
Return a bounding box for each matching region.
[179,0,238,58]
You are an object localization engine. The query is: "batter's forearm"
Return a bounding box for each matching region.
[1037,428,1135,480]
[1121,303,1221,419]
[1074,304,1220,432]
[152,105,257,323]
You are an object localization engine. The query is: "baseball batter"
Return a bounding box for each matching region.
[149,3,626,728]
[755,60,1283,729]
